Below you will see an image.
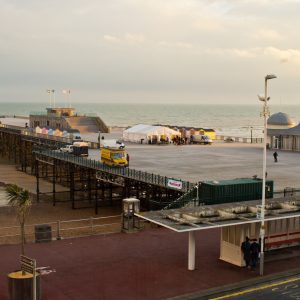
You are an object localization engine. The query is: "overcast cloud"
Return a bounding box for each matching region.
[0,0,300,104]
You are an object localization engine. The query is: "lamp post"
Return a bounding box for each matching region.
[250,126,253,143]
[258,74,277,276]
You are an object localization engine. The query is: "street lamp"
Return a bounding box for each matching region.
[250,126,253,144]
[258,74,277,276]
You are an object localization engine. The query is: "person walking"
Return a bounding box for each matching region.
[241,236,251,268]
[273,151,278,162]
[250,239,260,270]
[126,153,130,167]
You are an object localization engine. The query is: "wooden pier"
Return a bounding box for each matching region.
[0,125,195,213]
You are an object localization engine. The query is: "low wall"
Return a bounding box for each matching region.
[216,135,263,144]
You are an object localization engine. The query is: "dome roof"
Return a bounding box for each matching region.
[268,112,296,126]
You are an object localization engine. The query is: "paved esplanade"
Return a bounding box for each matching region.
[89,142,300,191]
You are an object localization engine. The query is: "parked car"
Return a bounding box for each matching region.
[190,135,213,145]
[224,137,235,143]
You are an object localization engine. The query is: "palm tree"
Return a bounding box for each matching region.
[6,184,32,256]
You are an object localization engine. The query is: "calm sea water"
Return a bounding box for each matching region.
[1,102,300,137]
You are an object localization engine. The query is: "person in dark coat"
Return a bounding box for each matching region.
[241,236,251,268]
[126,153,130,167]
[273,151,278,162]
[250,239,260,270]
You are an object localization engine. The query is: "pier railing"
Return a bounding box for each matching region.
[33,148,195,192]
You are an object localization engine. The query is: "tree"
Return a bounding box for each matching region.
[6,184,32,257]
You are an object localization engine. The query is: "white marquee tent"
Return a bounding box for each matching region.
[123,124,181,144]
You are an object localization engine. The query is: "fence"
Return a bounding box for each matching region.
[0,215,122,245]
[215,135,263,144]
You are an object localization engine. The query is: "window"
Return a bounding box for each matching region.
[112,152,124,159]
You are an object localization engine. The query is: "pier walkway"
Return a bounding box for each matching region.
[34,148,195,193]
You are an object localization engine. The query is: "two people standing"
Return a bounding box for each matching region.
[241,237,260,270]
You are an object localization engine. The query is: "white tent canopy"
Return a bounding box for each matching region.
[123,124,181,143]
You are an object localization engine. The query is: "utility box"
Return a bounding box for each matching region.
[35,224,52,243]
[199,178,274,205]
[122,198,140,232]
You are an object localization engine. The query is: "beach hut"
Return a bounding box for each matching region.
[41,127,49,135]
[54,128,62,137]
[62,130,69,138]
[123,124,181,144]
[35,126,42,134]
[48,128,54,136]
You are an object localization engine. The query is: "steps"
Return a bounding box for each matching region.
[65,116,108,133]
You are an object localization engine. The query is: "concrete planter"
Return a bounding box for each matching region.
[8,271,41,300]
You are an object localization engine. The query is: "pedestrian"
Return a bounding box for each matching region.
[241,236,251,268]
[126,153,130,167]
[273,151,278,162]
[250,239,260,270]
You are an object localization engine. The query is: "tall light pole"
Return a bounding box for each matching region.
[258,74,277,276]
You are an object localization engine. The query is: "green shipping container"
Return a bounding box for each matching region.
[199,178,273,205]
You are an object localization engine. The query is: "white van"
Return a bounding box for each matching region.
[190,135,213,145]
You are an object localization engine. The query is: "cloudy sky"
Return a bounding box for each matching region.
[1,0,300,104]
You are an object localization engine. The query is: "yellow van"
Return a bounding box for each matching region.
[101,147,128,167]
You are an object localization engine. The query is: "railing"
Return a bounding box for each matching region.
[74,112,98,117]
[33,148,195,192]
[215,135,263,144]
[163,184,199,210]
[0,214,122,245]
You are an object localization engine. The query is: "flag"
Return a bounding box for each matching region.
[47,89,51,93]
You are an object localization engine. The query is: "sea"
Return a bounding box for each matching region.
[1,102,300,138]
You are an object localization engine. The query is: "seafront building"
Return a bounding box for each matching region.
[267,112,300,151]
[29,107,108,133]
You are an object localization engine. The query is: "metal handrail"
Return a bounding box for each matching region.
[0,215,122,243]
[163,184,199,210]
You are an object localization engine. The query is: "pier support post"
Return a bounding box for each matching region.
[36,159,40,203]
[70,164,75,209]
[52,162,56,206]
[188,231,196,271]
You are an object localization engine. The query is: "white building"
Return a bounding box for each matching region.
[267,112,300,151]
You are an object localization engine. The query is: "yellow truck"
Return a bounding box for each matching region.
[100,140,128,167]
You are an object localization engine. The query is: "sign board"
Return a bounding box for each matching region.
[20,255,37,300]
[20,255,36,274]
[167,179,183,190]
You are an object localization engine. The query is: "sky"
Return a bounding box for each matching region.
[0,0,300,104]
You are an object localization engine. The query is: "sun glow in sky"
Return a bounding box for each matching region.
[1,0,300,104]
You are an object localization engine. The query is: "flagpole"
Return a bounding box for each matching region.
[47,90,52,108]
[52,90,56,108]
[69,90,71,108]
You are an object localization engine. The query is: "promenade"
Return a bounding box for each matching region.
[0,228,299,300]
